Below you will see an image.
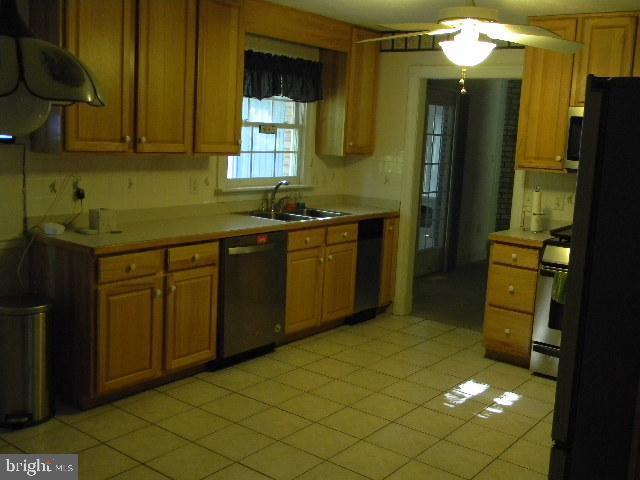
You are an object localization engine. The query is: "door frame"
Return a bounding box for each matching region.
[393,64,524,315]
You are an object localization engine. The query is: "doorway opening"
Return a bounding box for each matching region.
[413,78,522,330]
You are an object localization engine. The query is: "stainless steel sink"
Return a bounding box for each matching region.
[246,211,315,222]
[295,208,350,218]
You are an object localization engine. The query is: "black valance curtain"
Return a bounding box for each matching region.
[244,50,323,103]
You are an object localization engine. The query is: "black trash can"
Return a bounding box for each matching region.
[0,295,53,428]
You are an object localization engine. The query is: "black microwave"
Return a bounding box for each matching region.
[565,108,584,172]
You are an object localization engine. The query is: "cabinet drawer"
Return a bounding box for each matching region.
[487,264,538,313]
[288,228,326,251]
[167,242,219,271]
[98,250,164,284]
[492,243,539,270]
[326,223,358,245]
[484,306,533,362]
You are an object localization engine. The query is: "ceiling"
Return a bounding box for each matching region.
[268,0,639,28]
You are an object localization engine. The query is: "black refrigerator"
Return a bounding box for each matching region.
[550,76,640,479]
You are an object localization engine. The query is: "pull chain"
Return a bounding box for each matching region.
[459,68,468,94]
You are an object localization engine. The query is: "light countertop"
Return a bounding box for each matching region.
[36,203,398,255]
[489,228,553,248]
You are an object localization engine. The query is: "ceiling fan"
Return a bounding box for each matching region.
[359,1,583,90]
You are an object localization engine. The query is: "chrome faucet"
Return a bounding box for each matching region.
[270,180,289,214]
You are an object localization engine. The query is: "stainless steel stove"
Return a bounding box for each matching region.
[531,225,571,377]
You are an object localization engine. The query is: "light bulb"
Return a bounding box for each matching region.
[439,21,496,67]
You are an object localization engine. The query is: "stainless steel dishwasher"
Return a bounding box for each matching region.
[220,231,287,359]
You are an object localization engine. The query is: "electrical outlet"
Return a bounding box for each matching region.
[553,195,565,210]
[189,176,198,195]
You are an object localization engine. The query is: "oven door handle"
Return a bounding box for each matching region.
[533,343,561,358]
[540,266,568,277]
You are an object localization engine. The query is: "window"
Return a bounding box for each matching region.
[227,96,305,182]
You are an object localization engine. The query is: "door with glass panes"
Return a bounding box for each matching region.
[414,86,459,277]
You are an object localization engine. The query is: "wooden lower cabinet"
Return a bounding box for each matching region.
[165,266,218,371]
[286,246,325,334]
[98,275,164,395]
[322,242,357,322]
[379,217,399,306]
[483,241,541,367]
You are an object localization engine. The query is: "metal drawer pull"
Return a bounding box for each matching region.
[192,253,200,262]
[511,253,518,261]
[504,328,511,336]
[127,263,136,273]
[342,232,348,238]
[305,237,311,244]
[508,285,515,294]
[169,285,177,293]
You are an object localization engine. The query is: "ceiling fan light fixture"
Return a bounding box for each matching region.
[439,21,496,67]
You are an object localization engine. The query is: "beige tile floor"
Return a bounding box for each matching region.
[0,313,556,480]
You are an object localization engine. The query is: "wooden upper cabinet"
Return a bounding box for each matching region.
[571,15,638,106]
[345,28,379,155]
[136,0,196,153]
[165,266,218,371]
[516,17,577,171]
[195,0,245,154]
[65,0,135,152]
[97,275,163,395]
[635,22,640,76]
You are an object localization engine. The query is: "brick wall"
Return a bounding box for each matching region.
[495,80,522,231]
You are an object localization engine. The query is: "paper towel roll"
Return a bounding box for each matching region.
[532,187,543,215]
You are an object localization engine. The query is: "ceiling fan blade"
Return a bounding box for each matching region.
[480,23,583,54]
[356,30,433,43]
[381,23,459,35]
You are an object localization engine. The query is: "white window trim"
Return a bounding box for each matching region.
[217,99,314,193]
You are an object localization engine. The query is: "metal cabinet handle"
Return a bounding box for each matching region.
[504,328,511,336]
[155,289,162,298]
[328,255,333,261]
[123,135,132,143]
[555,155,562,162]
[138,136,147,144]
[319,257,324,264]
[508,285,515,294]
[389,226,394,231]
[192,253,200,262]
[169,285,177,294]
[511,253,518,262]
[342,232,348,238]
[127,263,136,273]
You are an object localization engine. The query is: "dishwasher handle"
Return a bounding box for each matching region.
[227,244,276,256]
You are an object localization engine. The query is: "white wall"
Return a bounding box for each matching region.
[457,79,508,266]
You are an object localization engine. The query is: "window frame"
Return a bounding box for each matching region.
[219,96,310,191]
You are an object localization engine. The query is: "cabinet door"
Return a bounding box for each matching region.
[345,28,379,155]
[65,0,135,152]
[194,0,245,154]
[286,246,324,334]
[571,15,637,106]
[98,275,163,394]
[322,242,357,322]
[516,17,577,171]
[136,0,196,153]
[165,266,218,371]
[379,217,399,306]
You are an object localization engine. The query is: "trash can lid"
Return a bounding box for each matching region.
[0,295,52,315]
